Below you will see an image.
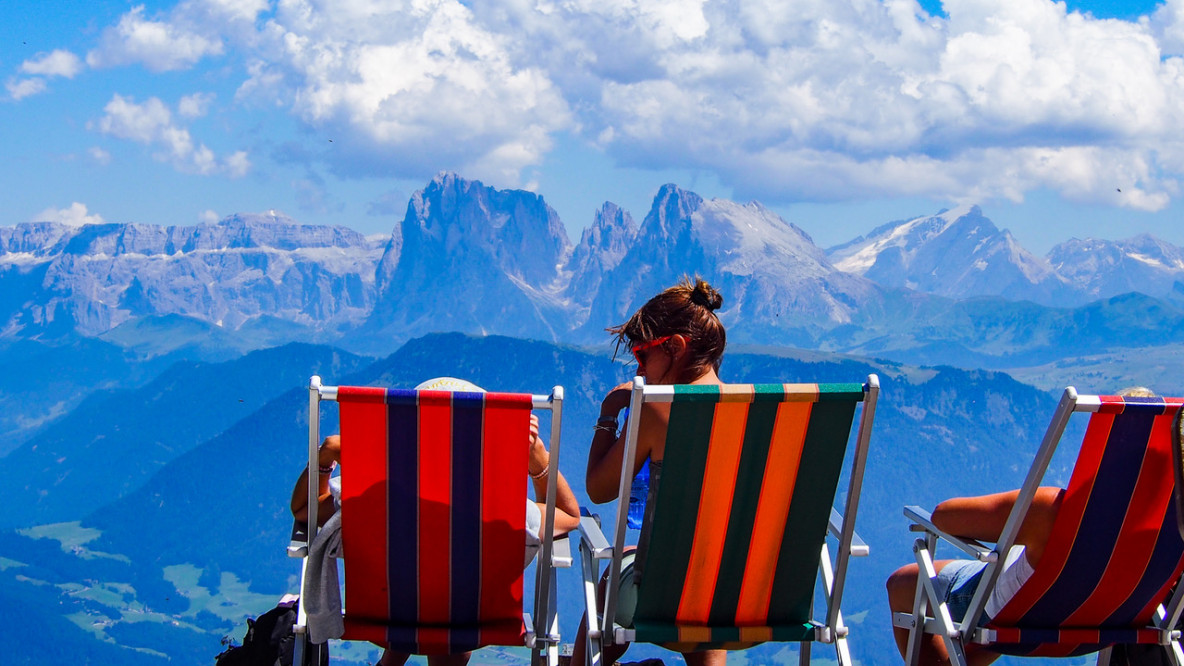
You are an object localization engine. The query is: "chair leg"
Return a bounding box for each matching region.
[1167,640,1184,666]
[799,639,811,666]
[832,635,852,666]
[545,570,561,666]
[579,540,604,666]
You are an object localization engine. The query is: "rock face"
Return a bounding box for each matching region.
[826,205,1075,305]
[581,184,884,346]
[0,212,384,339]
[1048,234,1184,302]
[7,172,1184,356]
[360,172,574,347]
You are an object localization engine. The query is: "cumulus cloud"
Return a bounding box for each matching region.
[21,50,84,78]
[89,147,112,165]
[55,0,1184,210]
[87,5,223,72]
[199,209,220,224]
[92,94,250,176]
[178,92,215,118]
[5,77,47,101]
[238,0,571,185]
[32,203,105,227]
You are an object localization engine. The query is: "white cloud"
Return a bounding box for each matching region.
[92,94,250,177]
[20,50,84,78]
[58,0,1184,211]
[1148,0,1184,54]
[470,0,1184,211]
[89,147,112,165]
[5,77,46,101]
[238,0,571,185]
[87,5,223,72]
[32,203,105,227]
[178,92,215,118]
[199,209,220,224]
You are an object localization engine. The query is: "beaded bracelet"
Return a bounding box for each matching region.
[530,466,549,480]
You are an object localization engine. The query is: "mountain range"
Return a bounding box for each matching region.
[5,173,1184,366]
[0,333,1077,666]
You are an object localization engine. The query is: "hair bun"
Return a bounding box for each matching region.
[690,279,723,312]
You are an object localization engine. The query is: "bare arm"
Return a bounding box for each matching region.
[290,435,341,526]
[529,416,580,535]
[931,486,1064,567]
[585,382,647,504]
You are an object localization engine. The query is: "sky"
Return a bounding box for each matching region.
[2,0,1182,254]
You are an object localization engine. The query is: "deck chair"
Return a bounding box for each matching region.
[577,375,879,666]
[290,376,571,666]
[893,389,1184,665]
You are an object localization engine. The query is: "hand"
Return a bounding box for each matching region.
[528,415,549,476]
[600,382,633,417]
[318,434,341,467]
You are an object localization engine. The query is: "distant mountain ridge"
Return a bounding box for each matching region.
[0,212,384,339]
[826,206,1184,306]
[6,173,1184,364]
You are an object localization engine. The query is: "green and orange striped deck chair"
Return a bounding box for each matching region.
[291,377,570,666]
[893,389,1184,665]
[578,375,880,666]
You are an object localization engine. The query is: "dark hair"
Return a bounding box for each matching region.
[609,276,726,380]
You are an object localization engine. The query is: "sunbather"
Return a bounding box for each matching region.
[289,377,580,666]
[885,386,1156,666]
[574,276,729,666]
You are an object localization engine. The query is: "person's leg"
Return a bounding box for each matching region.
[682,648,726,666]
[571,549,637,666]
[888,559,1006,666]
[379,649,472,666]
[378,649,409,666]
[427,653,472,666]
[887,561,950,664]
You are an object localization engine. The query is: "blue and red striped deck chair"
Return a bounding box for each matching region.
[893,388,1184,665]
[293,376,569,666]
[577,375,879,666]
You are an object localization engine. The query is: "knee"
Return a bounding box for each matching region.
[886,565,919,609]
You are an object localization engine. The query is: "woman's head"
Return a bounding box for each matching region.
[609,276,726,383]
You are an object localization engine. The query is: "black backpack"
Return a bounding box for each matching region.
[216,599,328,666]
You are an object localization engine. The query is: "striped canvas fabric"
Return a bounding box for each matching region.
[983,395,1184,657]
[334,386,534,654]
[629,382,865,650]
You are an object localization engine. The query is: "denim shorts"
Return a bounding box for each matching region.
[935,559,991,625]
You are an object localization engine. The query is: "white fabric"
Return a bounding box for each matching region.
[525,499,542,567]
[986,545,1035,617]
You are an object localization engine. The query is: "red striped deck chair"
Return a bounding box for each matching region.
[893,389,1184,665]
[292,376,569,666]
[578,375,879,666]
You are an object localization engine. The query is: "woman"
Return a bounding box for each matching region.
[576,276,728,666]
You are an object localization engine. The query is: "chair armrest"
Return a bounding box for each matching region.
[552,534,573,568]
[904,505,995,562]
[288,521,309,558]
[578,511,612,559]
[828,507,869,557]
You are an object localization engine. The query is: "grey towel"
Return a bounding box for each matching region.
[303,511,344,644]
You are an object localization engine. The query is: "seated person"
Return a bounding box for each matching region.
[885,386,1156,666]
[575,277,729,666]
[290,377,581,666]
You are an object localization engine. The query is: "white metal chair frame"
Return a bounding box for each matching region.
[577,374,879,666]
[891,387,1184,666]
[289,376,572,666]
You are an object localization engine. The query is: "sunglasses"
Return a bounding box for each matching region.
[630,335,673,369]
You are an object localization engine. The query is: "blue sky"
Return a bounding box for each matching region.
[2,0,1181,254]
